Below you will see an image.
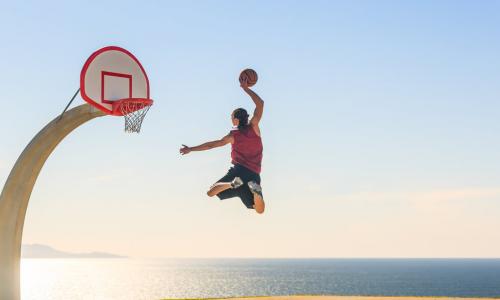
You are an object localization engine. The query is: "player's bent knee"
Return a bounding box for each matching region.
[207,187,220,197]
[254,205,265,214]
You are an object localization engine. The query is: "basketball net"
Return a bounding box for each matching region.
[113,98,153,133]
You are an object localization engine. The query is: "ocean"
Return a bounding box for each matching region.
[21,258,500,300]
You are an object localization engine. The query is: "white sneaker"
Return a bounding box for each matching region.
[231,177,243,189]
[248,181,263,197]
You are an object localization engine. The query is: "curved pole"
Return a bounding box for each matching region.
[0,104,105,300]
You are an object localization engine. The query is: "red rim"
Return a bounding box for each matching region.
[111,98,153,116]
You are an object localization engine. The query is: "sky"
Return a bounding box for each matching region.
[1,0,500,258]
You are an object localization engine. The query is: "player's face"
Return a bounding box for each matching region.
[231,112,239,126]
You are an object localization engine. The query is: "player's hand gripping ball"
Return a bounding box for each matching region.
[239,68,258,87]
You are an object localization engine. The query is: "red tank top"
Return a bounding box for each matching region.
[230,126,263,174]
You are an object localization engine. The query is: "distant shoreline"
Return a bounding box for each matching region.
[21,244,125,259]
[161,296,500,300]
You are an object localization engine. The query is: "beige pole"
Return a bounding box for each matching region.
[0,104,105,300]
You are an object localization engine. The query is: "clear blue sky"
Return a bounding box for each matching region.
[1,1,500,257]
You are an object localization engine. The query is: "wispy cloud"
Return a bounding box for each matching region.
[86,167,135,182]
[337,187,500,206]
[329,187,500,257]
[406,187,500,216]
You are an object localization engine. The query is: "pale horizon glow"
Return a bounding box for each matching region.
[1,0,500,258]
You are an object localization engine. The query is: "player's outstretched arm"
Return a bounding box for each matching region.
[241,81,264,126]
[180,134,233,155]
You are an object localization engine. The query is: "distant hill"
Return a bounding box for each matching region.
[22,244,125,258]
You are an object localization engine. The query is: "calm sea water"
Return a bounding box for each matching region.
[21,258,500,300]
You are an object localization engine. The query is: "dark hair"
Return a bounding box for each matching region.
[233,108,249,130]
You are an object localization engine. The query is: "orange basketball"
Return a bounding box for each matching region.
[239,68,258,87]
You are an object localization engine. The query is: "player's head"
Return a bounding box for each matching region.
[232,108,249,130]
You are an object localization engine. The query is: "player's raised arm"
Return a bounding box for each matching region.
[239,70,264,127]
[180,133,233,155]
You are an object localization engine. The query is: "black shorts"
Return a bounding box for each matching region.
[215,164,262,209]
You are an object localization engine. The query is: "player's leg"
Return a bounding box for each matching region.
[248,181,265,214]
[207,177,243,197]
[207,182,230,197]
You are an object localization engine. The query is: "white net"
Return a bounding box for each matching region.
[118,100,152,133]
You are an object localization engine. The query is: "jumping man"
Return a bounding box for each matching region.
[179,77,265,214]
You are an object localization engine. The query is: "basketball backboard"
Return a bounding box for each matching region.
[80,46,151,116]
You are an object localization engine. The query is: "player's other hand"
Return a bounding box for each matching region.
[180,144,191,155]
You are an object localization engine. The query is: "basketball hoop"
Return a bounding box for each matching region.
[112,98,153,133]
[79,46,154,134]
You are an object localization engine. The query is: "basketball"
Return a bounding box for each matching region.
[239,68,258,87]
